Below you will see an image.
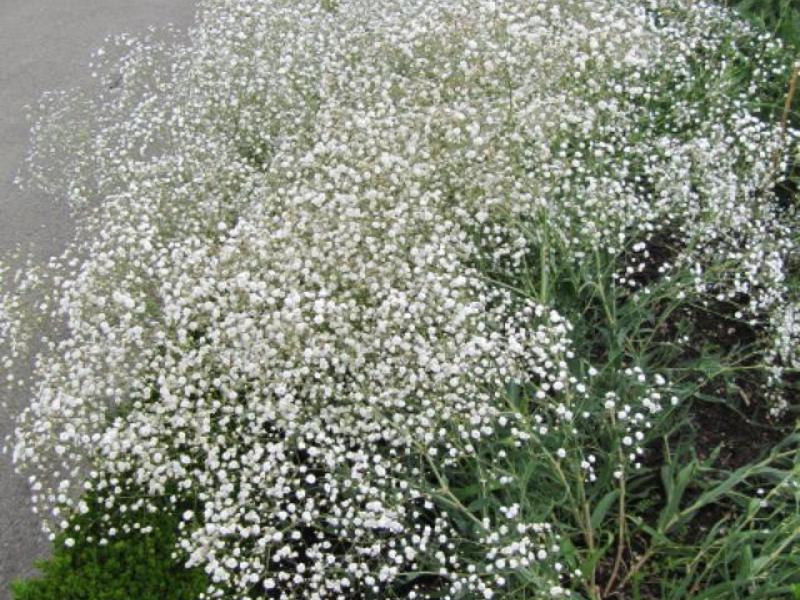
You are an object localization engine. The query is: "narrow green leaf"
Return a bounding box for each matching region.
[685,466,749,515]
[659,460,696,531]
[751,554,772,576]
[590,490,619,530]
[738,544,753,580]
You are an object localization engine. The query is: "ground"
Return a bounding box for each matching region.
[0,2,194,597]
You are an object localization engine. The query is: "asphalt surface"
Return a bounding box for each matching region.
[0,2,195,595]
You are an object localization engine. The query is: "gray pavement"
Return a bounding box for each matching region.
[0,2,195,596]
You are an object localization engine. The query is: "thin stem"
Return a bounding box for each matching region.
[603,415,628,596]
[420,447,486,531]
[781,63,799,134]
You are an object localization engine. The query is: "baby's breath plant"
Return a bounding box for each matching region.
[2,0,799,598]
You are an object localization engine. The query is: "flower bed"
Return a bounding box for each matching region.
[3,1,799,598]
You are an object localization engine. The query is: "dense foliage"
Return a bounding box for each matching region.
[10,492,207,600]
[2,0,799,598]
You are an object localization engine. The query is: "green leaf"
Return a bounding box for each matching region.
[738,544,753,580]
[658,460,697,532]
[590,490,619,530]
[451,482,482,503]
[681,462,760,518]
[734,0,759,12]
[751,554,772,576]
[467,496,489,512]
[692,580,740,600]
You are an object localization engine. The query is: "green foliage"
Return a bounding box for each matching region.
[725,0,800,136]
[11,492,208,600]
[481,226,799,598]
[436,6,800,593]
[727,0,800,51]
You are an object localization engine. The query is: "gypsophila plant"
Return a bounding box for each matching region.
[2,0,799,598]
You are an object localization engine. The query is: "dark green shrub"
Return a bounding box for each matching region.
[11,494,208,600]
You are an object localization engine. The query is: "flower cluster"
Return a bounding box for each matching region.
[2,0,797,598]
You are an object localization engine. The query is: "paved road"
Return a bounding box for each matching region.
[0,2,195,596]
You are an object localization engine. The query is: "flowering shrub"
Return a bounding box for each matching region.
[2,0,799,598]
